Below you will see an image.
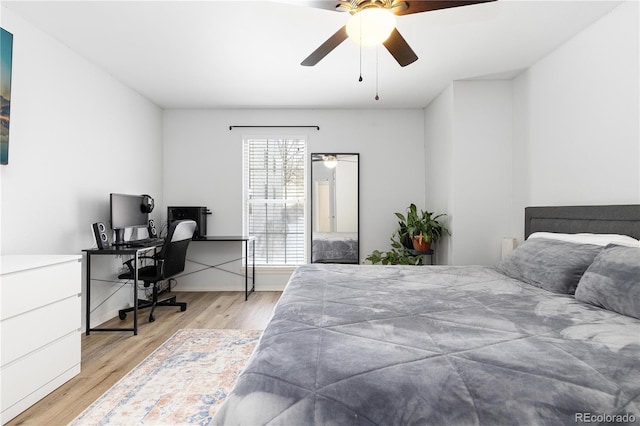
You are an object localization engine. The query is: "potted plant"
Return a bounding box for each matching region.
[366,204,450,265]
[366,230,422,265]
[396,204,450,252]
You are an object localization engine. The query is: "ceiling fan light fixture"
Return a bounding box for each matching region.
[346,8,396,46]
[323,155,338,168]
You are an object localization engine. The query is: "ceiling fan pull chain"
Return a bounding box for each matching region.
[359,15,363,82]
[359,42,363,81]
[375,46,380,101]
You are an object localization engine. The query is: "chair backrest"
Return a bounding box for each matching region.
[158,220,197,279]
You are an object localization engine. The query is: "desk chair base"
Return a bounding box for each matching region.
[118,287,187,323]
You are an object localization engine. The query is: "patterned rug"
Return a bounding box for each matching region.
[70,328,262,426]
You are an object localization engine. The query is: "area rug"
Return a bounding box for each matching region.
[70,328,262,426]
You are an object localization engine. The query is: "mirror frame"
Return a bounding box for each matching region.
[310,153,360,264]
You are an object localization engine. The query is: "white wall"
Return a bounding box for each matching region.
[424,85,454,265]
[511,0,640,239]
[451,81,513,264]
[425,1,639,266]
[163,109,425,290]
[0,9,163,327]
[425,81,513,266]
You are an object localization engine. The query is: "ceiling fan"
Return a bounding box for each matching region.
[311,154,358,168]
[301,0,496,67]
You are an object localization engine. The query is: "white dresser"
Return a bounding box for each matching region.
[1,255,82,424]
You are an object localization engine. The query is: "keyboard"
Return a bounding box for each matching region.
[125,238,164,248]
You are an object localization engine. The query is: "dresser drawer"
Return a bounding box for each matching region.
[1,295,81,366]
[1,260,81,320]
[1,331,81,415]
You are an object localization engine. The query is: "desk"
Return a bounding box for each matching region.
[83,243,162,336]
[83,236,256,335]
[191,236,256,300]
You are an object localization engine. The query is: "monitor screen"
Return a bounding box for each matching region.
[110,193,149,231]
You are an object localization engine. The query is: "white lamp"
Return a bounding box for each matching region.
[346,8,396,46]
[501,238,517,259]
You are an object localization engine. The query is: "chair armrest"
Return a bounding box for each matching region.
[122,256,159,276]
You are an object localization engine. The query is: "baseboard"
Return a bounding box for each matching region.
[91,308,125,328]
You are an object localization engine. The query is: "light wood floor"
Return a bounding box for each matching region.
[7,291,282,426]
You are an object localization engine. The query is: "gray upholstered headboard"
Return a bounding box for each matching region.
[525,205,640,240]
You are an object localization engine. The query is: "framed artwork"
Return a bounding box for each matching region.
[1,27,13,165]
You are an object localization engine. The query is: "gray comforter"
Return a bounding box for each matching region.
[312,233,359,264]
[212,264,640,425]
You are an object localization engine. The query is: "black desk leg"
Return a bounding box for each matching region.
[244,239,248,301]
[245,239,256,300]
[133,251,138,335]
[86,253,91,335]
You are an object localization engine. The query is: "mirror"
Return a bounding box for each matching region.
[311,153,359,263]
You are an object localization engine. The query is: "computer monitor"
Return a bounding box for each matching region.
[110,193,150,245]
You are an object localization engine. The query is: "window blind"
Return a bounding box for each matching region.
[243,137,306,266]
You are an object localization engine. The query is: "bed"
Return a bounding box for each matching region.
[312,232,359,264]
[212,205,640,425]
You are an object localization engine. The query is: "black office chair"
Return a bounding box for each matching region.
[118,219,196,323]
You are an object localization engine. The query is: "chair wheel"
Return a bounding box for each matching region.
[119,312,126,320]
[180,306,187,312]
[149,315,155,322]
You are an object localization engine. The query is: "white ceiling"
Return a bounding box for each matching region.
[4,0,622,109]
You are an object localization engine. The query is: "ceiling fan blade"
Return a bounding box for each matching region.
[294,0,350,12]
[395,0,496,16]
[383,28,418,67]
[301,25,349,66]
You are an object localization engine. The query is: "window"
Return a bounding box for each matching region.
[243,137,306,266]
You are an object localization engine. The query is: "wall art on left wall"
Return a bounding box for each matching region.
[1,27,13,165]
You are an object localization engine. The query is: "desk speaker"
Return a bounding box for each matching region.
[92,222,110,249]
[148,219,158,238]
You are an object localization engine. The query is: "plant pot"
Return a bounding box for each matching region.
[412,235,431,252]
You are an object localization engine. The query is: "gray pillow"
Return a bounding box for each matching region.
[575,244,640,319]
[496,238,602,294]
